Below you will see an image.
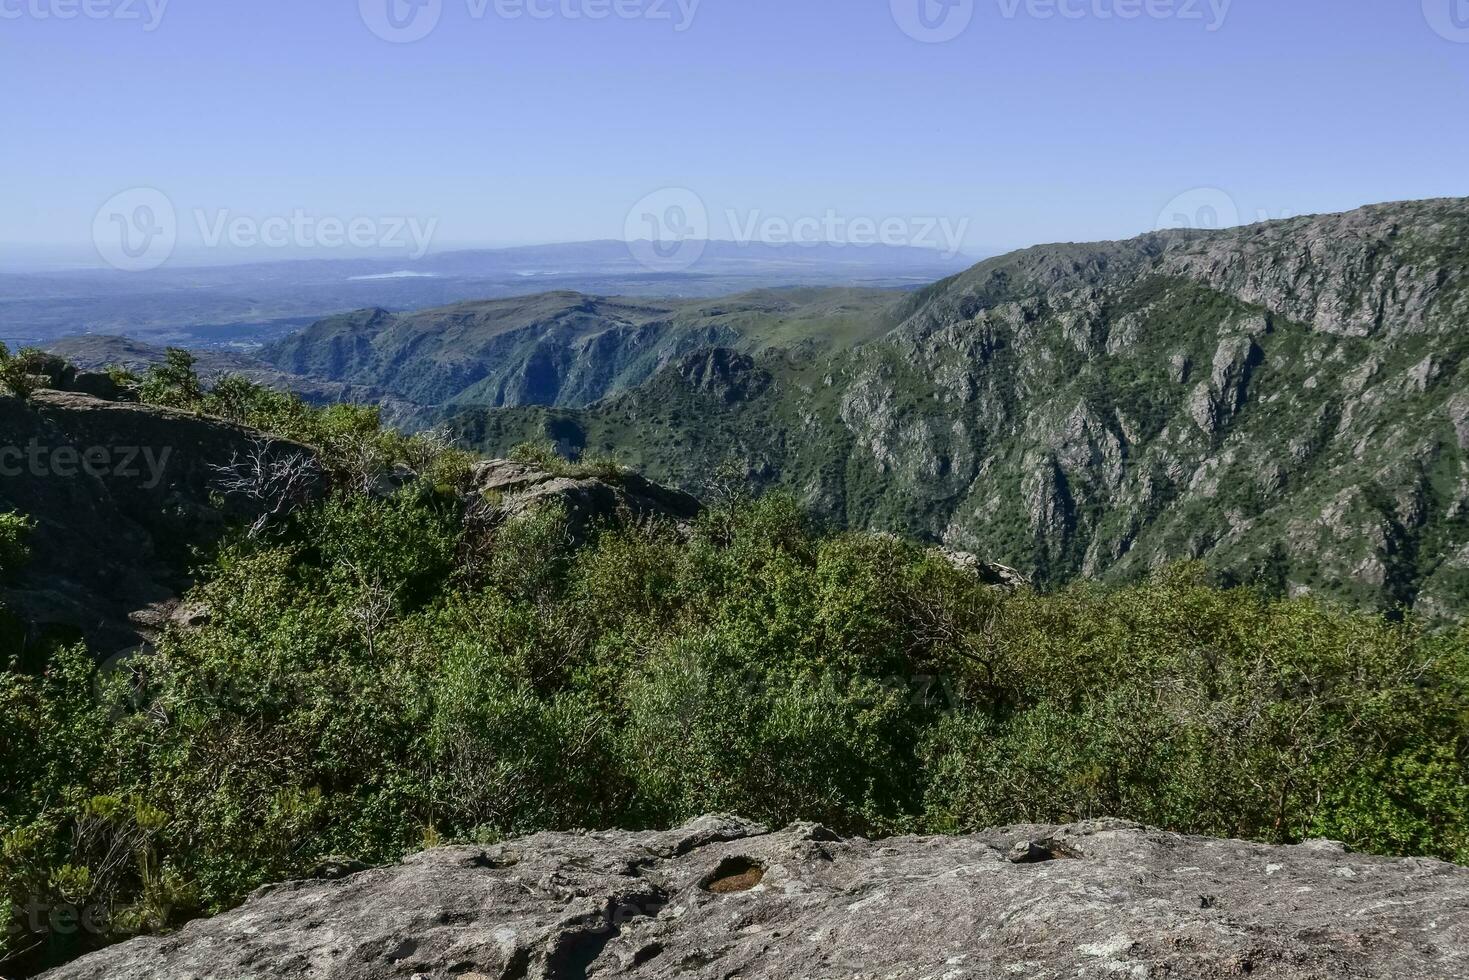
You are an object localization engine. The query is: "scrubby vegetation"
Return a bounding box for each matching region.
[0,343,49,399]
[115,349,476,492]
[0,514,29,579]
[2,360,1467,975]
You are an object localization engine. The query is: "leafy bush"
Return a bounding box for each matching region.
[509,440,623,481]
[132,357,474,496]
[0,343,49,399]
[508,439,564,470]
[137,348,205,409]
[0,513,31,579]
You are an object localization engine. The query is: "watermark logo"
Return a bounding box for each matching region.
[92,190,440,271]
[361,0,701,42]
[93,188,177,272]
[625,187,709,272]
[1423,0,1469,41]
[891,0,975,42]
[0,0,169,30]
[1155,188,1296,234]
[1156,187,1241,232]
[725,209,969,257]
[0,441,174,488]
[623,189,972,272]
[192,209,438,258]
[92,645,153,719]
[359,0,443,43]
[997,0,1231,30]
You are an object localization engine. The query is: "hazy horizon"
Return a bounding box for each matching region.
[0,190,1456,276]
[0,235,989,274]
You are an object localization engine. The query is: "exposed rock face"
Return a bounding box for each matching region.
[0,390,319,653]
[43,815,1469,980]
[260,290,895,418]
[676,348,771,404]
[470,458,702,539]
[454,199,1469,619]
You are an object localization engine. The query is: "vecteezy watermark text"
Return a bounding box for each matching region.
[7,898,111,939]
[194,210,438,257]
[891,0,1230,43]
[359,0,700,43]
[996,0,1231,29]
[0,441,173,490]
[726,209,969,256]
[92,188,439,272]
[624,187,971,273]
[0,0,167,29]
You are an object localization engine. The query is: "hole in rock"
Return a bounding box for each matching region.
[702,856,766,894]
[1009,838,1083,864]
[631,942,665,967]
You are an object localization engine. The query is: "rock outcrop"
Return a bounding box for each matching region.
[42,815,1469,979]
[676,348,772,404]
[470,458,702,539]
[937,547,1032,589]
[0,389,319,653]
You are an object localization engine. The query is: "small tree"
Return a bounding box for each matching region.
[0,342,47,399]
[0,512,32,578]
[139,349,204,410]
[209,439,322,537]
[703,458,753,545]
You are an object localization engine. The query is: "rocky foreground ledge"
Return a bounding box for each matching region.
[43,816,1469,979]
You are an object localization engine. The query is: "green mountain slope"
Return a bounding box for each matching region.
[446,198,1469,618]
[262,287,902,413]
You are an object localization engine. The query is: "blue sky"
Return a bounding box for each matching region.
[2,0,1467,264]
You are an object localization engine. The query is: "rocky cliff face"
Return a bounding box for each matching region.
[262,289,898,418]
[836,198,1469,613]
[41,815,1469,979]
[450,198,1469,618]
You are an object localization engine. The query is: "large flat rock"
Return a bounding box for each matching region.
[42,816,1469,979]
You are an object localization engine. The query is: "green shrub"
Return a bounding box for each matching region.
[0,512,31,579]
[0,343,48,399]
[137,348,205,409]
[508,439,564,471]
[507,440,624,481]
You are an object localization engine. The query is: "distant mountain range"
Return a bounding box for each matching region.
[44,198,1469,617]
[4,240,974,349]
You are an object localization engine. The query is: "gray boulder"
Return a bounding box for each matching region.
[936,547,1032,589]
[470,458,702,539]
[43,815,1469,979]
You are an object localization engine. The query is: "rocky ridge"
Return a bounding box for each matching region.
[41,815,1469,979]
[448,198,1469,618]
